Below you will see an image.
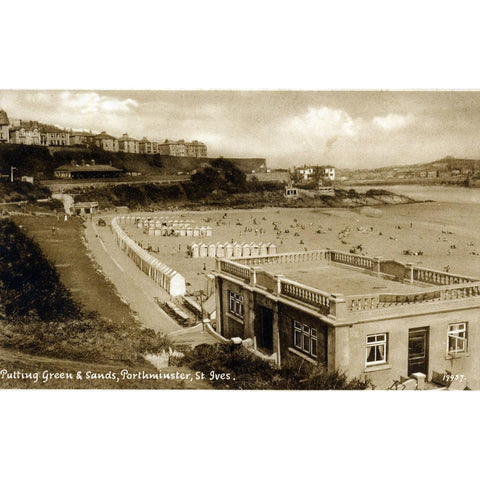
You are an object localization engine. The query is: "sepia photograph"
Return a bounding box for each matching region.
[3,2,480,479]
[0,90,479,391]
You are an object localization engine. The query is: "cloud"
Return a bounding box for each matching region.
[59,92,138,114]
[373,113,413,131]
[286,106,360,138]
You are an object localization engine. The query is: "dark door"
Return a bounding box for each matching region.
[259,307,274,352]
[408,327,429,376]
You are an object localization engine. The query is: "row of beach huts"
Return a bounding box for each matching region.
[110,215,278,296]
[144,225,213,237]
[188,241,277,258]
[110,216,186,296]
[115,215,213,237]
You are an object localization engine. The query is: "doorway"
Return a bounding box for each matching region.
[258,307,274,352]
[408,327,429,376]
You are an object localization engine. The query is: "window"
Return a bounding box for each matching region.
[228,290,244,319]
[293,321,317,358]
[366,333,387,366]
[447,323,467,355]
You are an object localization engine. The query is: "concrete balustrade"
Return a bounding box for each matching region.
[412,266,477,285]
[218,258,251,280]
[280,278,331,315]
[330,250,375,270]
[237,249,326,265]
[217,249,480,318]
[345,281,480,311]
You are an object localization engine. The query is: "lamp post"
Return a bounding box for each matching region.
[194,289,205,316]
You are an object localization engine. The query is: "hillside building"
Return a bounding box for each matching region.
[158,139,207,157]
[323,166,335,181]
[186,140,207,157]
[296,165,336,182]
[40,127,70,146]
[139,137,158,154]
[118,133,140,154]
[0,109,9,143]
[54,163,121,179]
[94,131,119,152]
[9,126,41,145]
[69,132,95,146]
[214,249,480,389]
[158,139,188,156]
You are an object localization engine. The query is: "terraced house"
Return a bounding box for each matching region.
[139,137,158,154]
[214,249,480,389]
[9,125,41,145]
[40,126,70,146]
[158,139,207,157]
[118,133,140,154]
[69,132,95,146]
[0,109,9,143]
[186,140,207,158]
[94,131,119,152]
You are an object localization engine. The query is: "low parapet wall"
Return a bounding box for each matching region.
[217,249,480,318]
[111,216,186,296]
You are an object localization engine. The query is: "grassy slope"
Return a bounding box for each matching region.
[13,215,134,322]
[0,211,208,389]
[0,348,208,389]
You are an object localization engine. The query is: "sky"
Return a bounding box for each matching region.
[1,90,479,170]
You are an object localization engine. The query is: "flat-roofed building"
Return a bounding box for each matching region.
[214,249,480,389]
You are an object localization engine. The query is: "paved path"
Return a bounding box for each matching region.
[168,324,219,347]
[84,217,219,350]
[84,218,180,334]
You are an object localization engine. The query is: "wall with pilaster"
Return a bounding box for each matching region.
[218,277,248,339]
[342,307,480,389]
[278,303,328,366]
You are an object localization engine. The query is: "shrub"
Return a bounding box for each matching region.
[176,343,371,390]
[0,218,173,363]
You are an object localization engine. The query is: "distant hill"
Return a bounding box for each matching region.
[339,156,480,175]
[423,156,480,171]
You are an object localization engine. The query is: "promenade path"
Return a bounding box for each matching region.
[83,217,217,346]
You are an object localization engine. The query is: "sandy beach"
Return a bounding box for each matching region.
[117,188,480,294]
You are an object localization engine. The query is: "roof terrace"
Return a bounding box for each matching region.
[216,249,480,325]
